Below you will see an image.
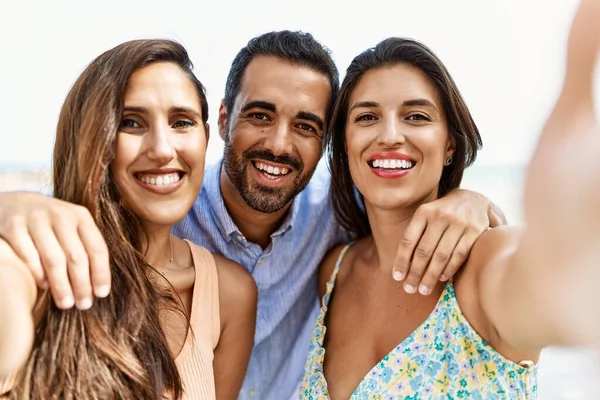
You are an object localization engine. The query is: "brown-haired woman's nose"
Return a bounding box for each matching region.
[146,127,176,163]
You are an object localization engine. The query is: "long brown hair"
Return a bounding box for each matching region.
[327,37,482,238]
[11,39,209,399]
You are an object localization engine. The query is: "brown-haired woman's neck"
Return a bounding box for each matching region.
[142,224,174,269]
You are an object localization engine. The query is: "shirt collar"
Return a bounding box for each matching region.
[204,159,239,241]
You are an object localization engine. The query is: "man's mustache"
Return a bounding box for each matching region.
[244,150,302,171]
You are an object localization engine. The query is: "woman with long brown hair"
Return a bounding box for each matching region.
[300,0,600,397]
[0,39,257,399]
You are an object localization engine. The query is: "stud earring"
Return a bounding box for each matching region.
[445,157,453,166]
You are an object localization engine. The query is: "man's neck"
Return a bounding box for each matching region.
[219,166,291,249]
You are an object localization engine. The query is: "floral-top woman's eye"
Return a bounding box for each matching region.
[355,114,378,122]
[406,113,431,122]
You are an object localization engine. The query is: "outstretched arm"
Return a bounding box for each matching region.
[466,0,600,351]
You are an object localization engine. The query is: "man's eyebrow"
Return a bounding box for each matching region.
[296,111,324,130]
[240,100,276,113]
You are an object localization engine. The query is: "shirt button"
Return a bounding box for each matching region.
[249,389,256,397]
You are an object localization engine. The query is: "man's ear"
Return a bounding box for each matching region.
[218,99,228,141]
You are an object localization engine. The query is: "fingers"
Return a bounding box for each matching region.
[416,224,466,294]
[28,217,75,309]
[54,221,93,310]
[0,216,46,288]
[77,210,110,298]
[440,230,480,283]
[35,206,110,310]
[392,211,427,282]
[0,193,111,311]
[402,220,448,295]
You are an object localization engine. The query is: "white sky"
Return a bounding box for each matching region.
[0,0,597,168]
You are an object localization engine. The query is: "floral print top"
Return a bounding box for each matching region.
[300,243,538,399]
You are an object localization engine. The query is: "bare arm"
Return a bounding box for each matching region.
[461,0,600,351]
[498,0,600,348]
[457,227,547,355]
[213,255,257,400]
[0,239,37,379]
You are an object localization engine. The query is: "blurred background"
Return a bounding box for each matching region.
[1,0,599,397]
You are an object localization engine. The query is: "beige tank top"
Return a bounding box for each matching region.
[0,241,221,399]
[175,241,221,399]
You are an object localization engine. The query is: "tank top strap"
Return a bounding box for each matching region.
[323,241,354,307]
[185,240,221,349]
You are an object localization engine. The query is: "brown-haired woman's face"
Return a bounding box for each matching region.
[345,64,454,211]
[110,61,208,227]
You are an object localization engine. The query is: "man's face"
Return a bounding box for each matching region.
[219,55,331,213]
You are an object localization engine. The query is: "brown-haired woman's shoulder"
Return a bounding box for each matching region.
[211,252,257,399]
[212,253,257,315]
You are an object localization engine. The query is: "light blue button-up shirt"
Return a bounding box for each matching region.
[173,159,349,400]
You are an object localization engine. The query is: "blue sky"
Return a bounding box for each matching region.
[0,0,596,168]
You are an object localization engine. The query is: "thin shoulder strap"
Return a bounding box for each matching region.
[323,241,354,307]
[186,241,221,349]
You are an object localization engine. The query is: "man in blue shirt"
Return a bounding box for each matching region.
[0,31,505,399]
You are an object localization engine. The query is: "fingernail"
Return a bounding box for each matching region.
[418,284,430,295]
[440,274,448,282]
[404,283,416,294]
[94,285,111,298]
[393,271,404,281]
[58,296,75,309]
[76,297,93,310]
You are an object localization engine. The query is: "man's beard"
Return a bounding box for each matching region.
[222,141,315,214]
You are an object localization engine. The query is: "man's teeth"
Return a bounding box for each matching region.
[254,162,290,176]
[372,159,414,169]
[137,172,181,186]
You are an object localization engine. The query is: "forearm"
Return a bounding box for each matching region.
[492,0,600,349]
[0,249,37,378]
